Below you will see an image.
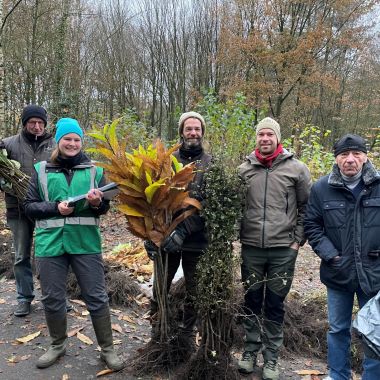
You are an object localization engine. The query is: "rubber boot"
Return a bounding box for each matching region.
[36,315,67,368]
[91,312,124,371]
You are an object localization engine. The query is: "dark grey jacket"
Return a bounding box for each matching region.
[238,149,312,248]
[304,161,380,296]
[0,130,55,218]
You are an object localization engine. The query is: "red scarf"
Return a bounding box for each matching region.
[254,144,283,168]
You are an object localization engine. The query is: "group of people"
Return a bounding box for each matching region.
[0,105,379,380]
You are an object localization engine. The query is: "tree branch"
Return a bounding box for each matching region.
[1,0,24,37]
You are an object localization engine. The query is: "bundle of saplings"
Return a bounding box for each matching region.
[179,157,241,380]
[0,149,30,199]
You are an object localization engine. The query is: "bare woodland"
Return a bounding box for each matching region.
[1,0,380,146]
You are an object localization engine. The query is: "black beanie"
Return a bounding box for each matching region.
[21,105,48,126]
[333,134,367,157]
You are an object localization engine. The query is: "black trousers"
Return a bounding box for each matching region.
[37,253,109,318]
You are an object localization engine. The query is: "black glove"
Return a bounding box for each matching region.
[161,227,187,253]
[144,240,159,260]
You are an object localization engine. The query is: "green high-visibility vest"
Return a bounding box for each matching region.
[34,161,104,257]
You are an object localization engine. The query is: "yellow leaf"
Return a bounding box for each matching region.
[87,132,107,142]
[76,332,93,345]
[96,369,114,377]
[145,180,166,203]
[118,204,144,217]
[62,374,70,380]
[145,171,153,185]
[16,331,41,344]
[295,369,326,375]
[171,154,183,173]
[108,118,121,152]
[0,298,6,304]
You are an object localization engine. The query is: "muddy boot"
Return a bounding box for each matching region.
[36,315,67,368]
[238,351,258,374]
[91,312,124,371]
[262,319,282,380]
[263,359,279,380]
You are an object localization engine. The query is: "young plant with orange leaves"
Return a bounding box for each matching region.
[88,119,201,359]
[87,118,201,246]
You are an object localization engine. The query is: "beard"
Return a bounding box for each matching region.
[182,137,202,149]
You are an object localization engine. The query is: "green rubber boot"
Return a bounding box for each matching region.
[91,312,124,371]
[36,315,67,368]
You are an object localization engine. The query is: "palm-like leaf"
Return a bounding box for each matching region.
[88,128,200,247]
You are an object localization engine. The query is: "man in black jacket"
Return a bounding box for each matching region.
[0,105,55,317]
[304,134,380,380]
[145,111,211,338]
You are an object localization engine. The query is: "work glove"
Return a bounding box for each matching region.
[161,226,187,253]
[144,240,159,260]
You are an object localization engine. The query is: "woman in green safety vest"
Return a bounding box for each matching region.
[24,118,124,371]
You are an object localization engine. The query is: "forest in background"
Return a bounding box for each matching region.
[1,0,380,152]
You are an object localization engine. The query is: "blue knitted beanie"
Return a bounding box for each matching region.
[55,118,83,143]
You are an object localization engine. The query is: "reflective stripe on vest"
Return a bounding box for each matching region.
[39,161,49,201]
[38,162,98,202]
[36,216,100,229]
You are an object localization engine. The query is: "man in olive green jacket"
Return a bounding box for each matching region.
[237,117,311,380]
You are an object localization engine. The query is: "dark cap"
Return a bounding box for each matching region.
[21,105,48,126]
[333,134,367,157]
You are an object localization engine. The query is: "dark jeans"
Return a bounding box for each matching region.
[7,217,35,303]
[36,253,109,318]
[151,249,203,332]
[327,287,380,380]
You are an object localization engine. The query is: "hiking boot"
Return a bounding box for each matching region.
[14,302,31,317]
[262,359,279,380]
[238,351,257,374]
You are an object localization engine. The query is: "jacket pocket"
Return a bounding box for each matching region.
[323,200,346,228]
[362,198,380,227]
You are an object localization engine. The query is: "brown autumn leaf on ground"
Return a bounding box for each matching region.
[111,323,123,333]
[96,368,114,377]
[76,332,93,345]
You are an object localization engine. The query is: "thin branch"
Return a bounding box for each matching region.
[0,0,24,37]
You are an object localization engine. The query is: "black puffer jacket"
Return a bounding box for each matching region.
[0,130,55,218]
[304,161,380,296]
[173,145,211,252]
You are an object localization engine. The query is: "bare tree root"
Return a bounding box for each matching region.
[66,261,141,307]
[132,332,195,375]
[283,294,329,358]
[177,347,239,380]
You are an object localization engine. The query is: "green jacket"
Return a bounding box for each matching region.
[33,161,103,257]
[238,149,312,248]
